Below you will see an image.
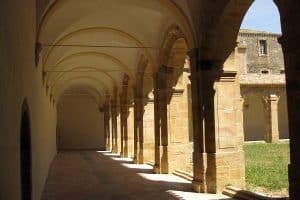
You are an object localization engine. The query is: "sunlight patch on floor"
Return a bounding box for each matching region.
[138,173,191,184]
[167,190,234,200]
[121,163,153,170]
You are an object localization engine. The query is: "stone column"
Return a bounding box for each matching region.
[159,88,170,174]
[202,58,245,193]
[153,77,161,173]
[111,99,118,153]
[188,49,207,193]
[202,65,218,193]
[262,94,280,143]
[153,67,172,174]
[120,101,129,158]
[103,103,111,151]
[134,97,145,164]
[117,110,121,155]
[275,2,300,197]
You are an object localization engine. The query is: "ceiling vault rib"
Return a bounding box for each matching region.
[40,43,155,49]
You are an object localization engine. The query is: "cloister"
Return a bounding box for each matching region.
[0,0,299,200]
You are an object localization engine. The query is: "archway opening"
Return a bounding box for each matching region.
[165,37,193,174]
[20,105,32,200]
[238,0,289,196]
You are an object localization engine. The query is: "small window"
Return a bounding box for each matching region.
[280,69,285,74]
[261,69,269,74]
[259,40,268,56]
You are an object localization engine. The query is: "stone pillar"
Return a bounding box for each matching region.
[188,49,207,193]
[153,67,172,174]
[274,2,300,197]
[159,88,170,174]
[111,99,118,153]
[104,103,111,151]
[153,78,161,173]
[202,60,245,193]
[262,94,280,143]
[134,97,145,164]
[120,101,129,158]
[117,110,121,155]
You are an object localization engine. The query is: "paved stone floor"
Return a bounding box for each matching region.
[41,151,234,200]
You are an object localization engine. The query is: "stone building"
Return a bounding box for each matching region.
[237,29,289,142]
[1,1,300,200]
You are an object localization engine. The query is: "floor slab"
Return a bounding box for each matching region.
[41,151,234,200]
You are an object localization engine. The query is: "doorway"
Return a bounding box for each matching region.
[20,105,32,200]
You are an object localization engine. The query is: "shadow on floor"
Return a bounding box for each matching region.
[41,151,232,200]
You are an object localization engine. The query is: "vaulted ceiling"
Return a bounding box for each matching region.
[37,0,196,106]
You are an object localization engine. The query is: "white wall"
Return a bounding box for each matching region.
[57,95,105,150]
[0,1,57,200]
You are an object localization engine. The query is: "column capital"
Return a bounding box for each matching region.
[262,94,280,104]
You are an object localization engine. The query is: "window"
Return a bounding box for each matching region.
[261,69,270,74]
[259,40,268,55]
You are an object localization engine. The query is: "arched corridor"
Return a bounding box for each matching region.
[1,0,300,200]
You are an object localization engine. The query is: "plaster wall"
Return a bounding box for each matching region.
[243,92,289,141]
[243,95,265,141]
[57,95,105,150]
[0,1,57,200]
[278,94,289,139]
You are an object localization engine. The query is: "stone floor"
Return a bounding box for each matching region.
[41,151,234,200]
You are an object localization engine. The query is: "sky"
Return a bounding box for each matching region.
[241,0,282,33]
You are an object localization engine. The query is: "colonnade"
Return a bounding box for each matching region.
[101,47,245,193]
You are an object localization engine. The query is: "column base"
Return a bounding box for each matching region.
[111,144,118,154]
[124,147,128,158]
[133,157,138,164]
[206,151,245,193]
[192,180,207,193]
[160,145,169,174]
[153,165,160,174]
[137,150,144,164]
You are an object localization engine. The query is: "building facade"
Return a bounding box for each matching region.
[238,30,289,142]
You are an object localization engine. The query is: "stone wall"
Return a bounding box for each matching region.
[238,29,284,75]
[237,30,289,142]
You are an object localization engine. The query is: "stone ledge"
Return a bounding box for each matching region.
[223,186,288,200]
[172,169,193,181]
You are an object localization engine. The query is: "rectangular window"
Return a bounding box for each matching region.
[259,40,268,55]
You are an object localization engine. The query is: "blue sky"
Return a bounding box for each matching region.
[241,0,282,33]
